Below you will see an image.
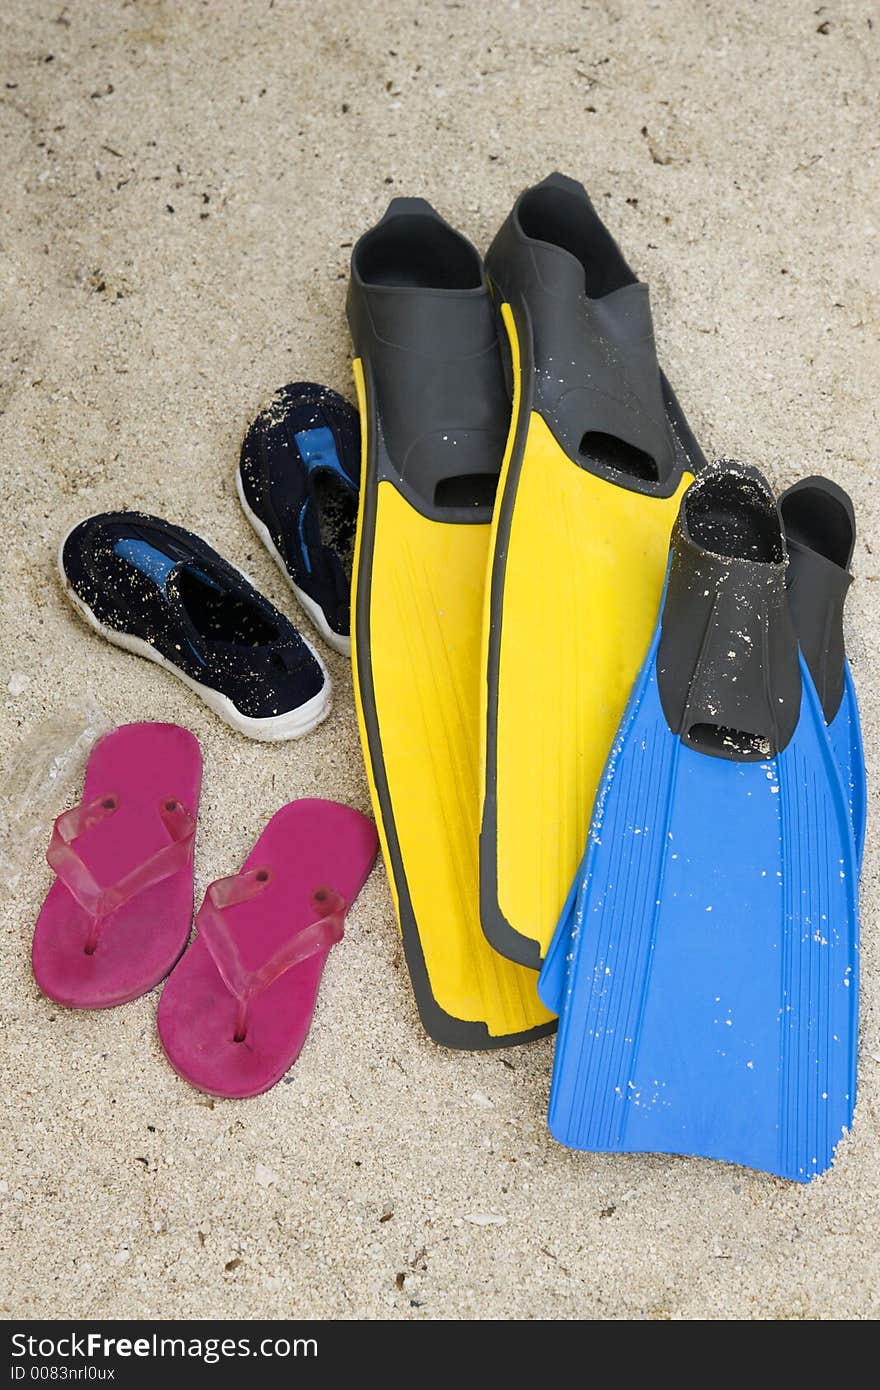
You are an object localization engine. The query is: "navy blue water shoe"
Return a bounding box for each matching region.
[59,513,331,740]
[237,382,359,655]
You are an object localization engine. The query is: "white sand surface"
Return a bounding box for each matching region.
[0,0,877,1319]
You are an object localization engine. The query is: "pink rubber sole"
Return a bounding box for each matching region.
[157,799,378,1098]
[32,723,202,1009]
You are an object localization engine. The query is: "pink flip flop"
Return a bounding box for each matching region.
[32,723,202,1009]
[157,799,378,1098]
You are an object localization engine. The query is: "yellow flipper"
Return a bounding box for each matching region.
[351,358,553,1047]
[479,174,705,967]
[480,304,693,965]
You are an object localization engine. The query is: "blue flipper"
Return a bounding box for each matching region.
[543,466,860,1182]
[541,474,866,1018]
[540,667,864,1018]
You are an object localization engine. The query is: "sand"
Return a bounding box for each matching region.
[1,0,877,1321]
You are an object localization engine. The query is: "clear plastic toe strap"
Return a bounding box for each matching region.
[197,873,346,1041]
[47,794,196,953]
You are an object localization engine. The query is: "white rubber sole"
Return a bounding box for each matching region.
[235,468,352,657]
[57,525,332,743]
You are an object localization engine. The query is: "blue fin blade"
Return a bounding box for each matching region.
[547,650,859,1183]
[543,663,865,1018]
